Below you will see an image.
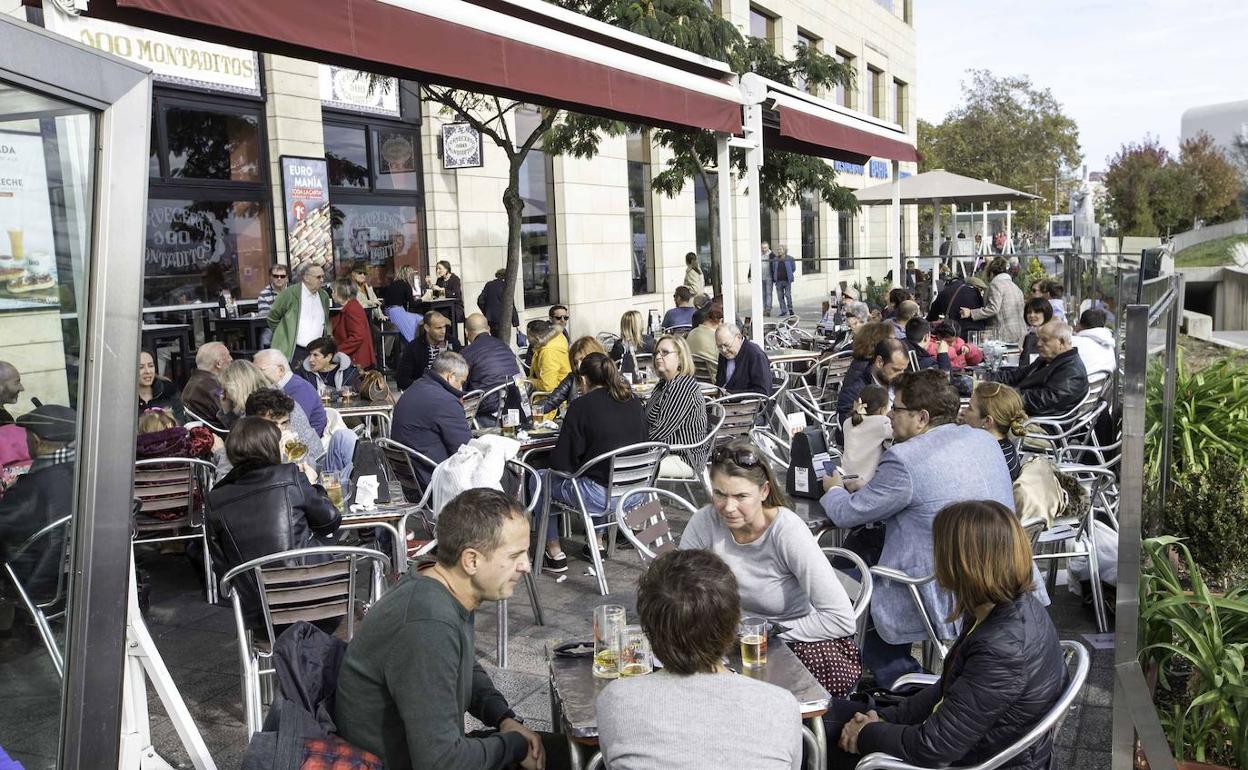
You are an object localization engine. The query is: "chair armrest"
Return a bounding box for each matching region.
[869,566,934,587]
[892,673,939,689]
[855,752,920,770]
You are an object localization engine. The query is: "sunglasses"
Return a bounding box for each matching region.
[271,273,287,278]
[712,447,761,468]
[553,315,569,321]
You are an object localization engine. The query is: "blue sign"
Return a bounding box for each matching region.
[869,160,889,179]
[833,160,864,175]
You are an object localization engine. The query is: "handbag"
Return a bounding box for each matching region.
[786,426,832,500]
[1012,456,1065,527]
[357,370,393,404]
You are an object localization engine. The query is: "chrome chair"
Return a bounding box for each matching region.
[856,640,1090,770]
[182,405,228,436]
[868,567,952,673]
[662,325,692,337]
[133,457,218,603]
[496,458,545,668]
[476,380,515,427]
[823,547,874,648]
[655,402,725,503]
[612,487,700,562]
[376,438,438,516]
[709,393,769,446]
[461,389,484,425]
[220,546,390,737]
[2,515,71,678]
[692,356,716,383]
[538,441,669,595]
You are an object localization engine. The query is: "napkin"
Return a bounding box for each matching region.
[351,474,379,512]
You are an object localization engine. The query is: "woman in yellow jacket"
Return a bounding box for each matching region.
[527,320,571,416]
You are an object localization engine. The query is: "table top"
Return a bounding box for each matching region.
[334,399,395,416]
[210,314,268,325]
[141,322,192,333]
[340,499,418,525]
[767,347,823,364]
[473,425,560,452]
[548,638,830,740]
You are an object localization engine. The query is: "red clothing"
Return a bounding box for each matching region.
[926,337,984,369]
[332,297,376,370]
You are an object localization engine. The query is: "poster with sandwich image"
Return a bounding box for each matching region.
[0,130,60,311]
[280,156,333,276]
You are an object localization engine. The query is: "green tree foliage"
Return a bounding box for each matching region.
[1178,132,1242,227]
[918,70,1082,233]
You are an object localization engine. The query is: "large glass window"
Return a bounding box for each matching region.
[894,78,909,127]
[868,66,885,119]
[626,130,655,295]
[148,93,272,305]
[516,107,559,308]
[749,6,776,49]
[324,123,369,189]
[839,211,856,270]
[760,206,779,253]
[801,191,821,274]
[329,202,422,283]
[693,172,718,289]
[834,49,856,109]
[796,32,820,94]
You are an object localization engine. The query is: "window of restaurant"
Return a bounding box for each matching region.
[800,190,821,274]
[759,205,779,253]
[516,106,560,308]
[868,66,885,119]
[749,6,777,50]
[839,210,856,270]
[834,49,856,109]
[626,129,655,296]
[146,91,274,306]
[693,171,719,288]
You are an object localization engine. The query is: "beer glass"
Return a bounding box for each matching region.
[739,617,768,668]
[619,625,652,677]
[592,604,626,679]
[321,471,345,510]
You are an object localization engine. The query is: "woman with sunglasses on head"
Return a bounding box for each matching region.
[680,439,860,697]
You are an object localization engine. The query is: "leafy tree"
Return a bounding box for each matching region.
[1101,137,1170,237]
[1177,132,1241,227]
[918,70,1082,233]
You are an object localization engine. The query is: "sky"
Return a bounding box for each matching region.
[916,0,1248,172]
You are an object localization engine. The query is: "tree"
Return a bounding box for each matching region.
[919,70,1082,233]
[1177,132,1241,227]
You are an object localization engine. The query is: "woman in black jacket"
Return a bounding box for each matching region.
[828,500,1066,770]
[206,416,342,630]
[533,335,606,415]
[1019,297,1053,368]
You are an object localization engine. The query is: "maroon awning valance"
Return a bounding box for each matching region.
[771,103,918,164]
[83,0,743,134]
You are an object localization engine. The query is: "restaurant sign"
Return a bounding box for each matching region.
[318,66,401,117]
[442,123,484,169]
[280,157,333,273]
[44,4,260,96]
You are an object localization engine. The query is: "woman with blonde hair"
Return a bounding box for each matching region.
[534,335,606,415]
[217,360,324,467]
[828,500,1064,770]
[608,309,654,375]
[645,335,708,478]
[527,318,572,397]
[961,381,1028,481]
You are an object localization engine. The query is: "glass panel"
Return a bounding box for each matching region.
[164,105,261,182]
[801,190,821,274]
[839,211,856,269]
[372,127,419,192]
[749,9,771,41]
[329,201,423,286]
[0,80,97,769]
[693,172,718,288]
[324,123,369,189]
[834,51,854,108]
[519,150,556,307]
[144,198,273,305]
[626,130,653,296]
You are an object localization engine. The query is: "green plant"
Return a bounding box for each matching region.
[1144,351,1248,482]
[852,277,889,311]
[1156,454,1248,583]
[1140,536,1248,767]
[1014,256,1048,294]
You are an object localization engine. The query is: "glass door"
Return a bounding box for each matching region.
[0,13,153,770]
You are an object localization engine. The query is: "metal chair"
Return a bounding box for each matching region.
[823,547,874,648]
[749,425,793,475]
[692,356,717,383]
[376,438,438,516]
[461,389,484,425]
[183,405,227,437]
[709,393,768,446]
[855,640,1090,770]
[2,515,71,678]
[496,458,545,668]
[867,567,952,672]
[220,546,390,737]
[476,379,515,427]
[655,402,725,503]
[538,441,669,595]
[612,487,700,562]
[133,457,219,603]
[662,325,692,337]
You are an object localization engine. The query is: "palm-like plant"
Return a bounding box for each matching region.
[1144,352,1248,482]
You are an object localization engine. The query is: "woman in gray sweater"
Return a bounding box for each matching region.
[681,439,860,696]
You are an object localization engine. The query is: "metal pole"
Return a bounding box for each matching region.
[890,160,901,284]
[931,197,941,261]
[742,95,765,343]
[716,133,737,326]
[1158,274,1183,510]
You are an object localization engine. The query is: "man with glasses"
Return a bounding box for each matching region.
[548,305,571,341]
[835,338,907,427]
[256,265,288,348]
[819,369,1022,688]
[266,262,331,368]
[713,323,772,396]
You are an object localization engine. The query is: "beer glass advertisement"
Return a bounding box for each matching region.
[280,156,333,273]
[0,130,60,311]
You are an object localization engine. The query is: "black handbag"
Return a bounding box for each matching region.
[786,426,834,500]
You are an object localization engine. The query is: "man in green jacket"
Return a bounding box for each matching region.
[266,262,330,367]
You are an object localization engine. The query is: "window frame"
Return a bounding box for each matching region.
[834,49,857,109]
[868,65,885,119]
[800,190,822,275]
[626,128,656,296]
[749,5,777,50]
[893,77,909,127]
[795,30,822,95]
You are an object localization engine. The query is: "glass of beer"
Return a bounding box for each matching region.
[321,471,345,510]
[501,408,519,437]
[739,617,768,668]
[619,625,652,677]
[592,604,626,679]
[283,439,308,464]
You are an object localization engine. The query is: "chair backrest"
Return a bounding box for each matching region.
[461,389,484,422]
[219,546,390,649]
[4,514,72,610]
[614,487,699,562]
[663,325,692,337]
[692,356,716,383]
[867,566,950,660]
[506,458,542,515]
[376,438,438,505]
[479,380,514,422]
[572,441,668,499]
[133,457,216,529]
[710,393,768,445]
[183,405,228,436]
[823,547,873,623]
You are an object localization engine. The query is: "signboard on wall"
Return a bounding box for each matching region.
[280,157,333,273]
[1049,214,1075,250]
[442,123,483,169]
[44,5,261,95]
[318,65,401,117]
[0,131,61,312]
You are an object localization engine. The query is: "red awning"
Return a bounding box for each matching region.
[770,101,918,165]
[84,0,742,134]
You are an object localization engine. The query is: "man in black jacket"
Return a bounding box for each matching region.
[926,275,984,337]
[903,319,952,373]
[396,311,461,391]
[476,268,519,338]
[713,323,773,395]
[835,338,908,427]
[392,352,472,485]
[991,320,1088,417]
[462,313,520,424]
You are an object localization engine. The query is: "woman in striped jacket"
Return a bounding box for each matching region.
[646,335,709,478]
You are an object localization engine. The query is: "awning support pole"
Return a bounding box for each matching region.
[932,198,942,260]
[1005,204,1014,255]
[981,202,989,255]
[742,85,766,344]
[891,160,901,285]
[716,133,737,327]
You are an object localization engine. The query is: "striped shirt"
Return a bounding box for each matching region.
[645,374,709,468]
[999,437,1022,482]
[256,284,279,315]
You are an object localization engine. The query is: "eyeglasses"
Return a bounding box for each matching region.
[655,349,677,358]
[553,314,569,321]
[712,447,761,468]
[271,273,287,278]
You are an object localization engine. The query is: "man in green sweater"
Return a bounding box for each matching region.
[335,489,562,770]
[266,261,330,367]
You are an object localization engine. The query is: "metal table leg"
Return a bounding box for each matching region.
[803,714,828,770]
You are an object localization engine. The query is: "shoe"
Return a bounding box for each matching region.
[543,552,568,573]
[581,543,608,561]
[615,536,635,550]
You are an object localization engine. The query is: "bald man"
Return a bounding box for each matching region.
[461,313,521,423]
[713,324,773,396]
[180,342,232,427]
[991,320,1089,417]
[0,361,23,425]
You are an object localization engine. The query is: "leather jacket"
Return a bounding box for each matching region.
[206,462,341,629]
[995,347,1088,417]
[535,373,578,415]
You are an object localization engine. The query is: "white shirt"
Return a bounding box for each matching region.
[295,284,326,347]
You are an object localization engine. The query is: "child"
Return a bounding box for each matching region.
[926,322,984,369]
[840,384,892,492]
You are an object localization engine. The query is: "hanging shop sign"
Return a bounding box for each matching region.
[0,131,61,312]
[318,65,400,117]
[44,5,260,96]
[868,159,890,179]
[280,156,333,272]
[442,123,484,169]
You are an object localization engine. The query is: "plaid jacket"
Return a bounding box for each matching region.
[969,273,1026,345]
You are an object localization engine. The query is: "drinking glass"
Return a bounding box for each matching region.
[592,604,626,679]
[739,617,768,668]
[321,471,345,510]
[619,625,652,677]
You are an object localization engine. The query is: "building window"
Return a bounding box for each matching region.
[759,206,779,252]
[749,6,776,49]
[323,115,426,287]
[834,49,856,109]
[626,130,655,295]
[874,0,895,11]
[800,191,821,274]
[516,106,559,308]
[894,78,908,127]
[693,172,719,289]
[838,211,856,270]
[868,66,885,119]
[147,91,272,305]
[795,31,821,94]
[903,0,913,24]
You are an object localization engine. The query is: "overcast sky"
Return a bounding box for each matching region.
[916,0,1248,172]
